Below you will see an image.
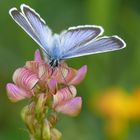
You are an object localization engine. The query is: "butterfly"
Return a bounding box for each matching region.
[9,4,126,68]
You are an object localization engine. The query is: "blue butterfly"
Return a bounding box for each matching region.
[9,4,126,68]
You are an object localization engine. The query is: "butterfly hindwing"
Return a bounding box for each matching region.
[60,25,104,55]
[61,35,126,59]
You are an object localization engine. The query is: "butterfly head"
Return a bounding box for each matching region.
[49,59,60,68]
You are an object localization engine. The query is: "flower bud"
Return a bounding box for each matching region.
[48,113,58,127]
[21,103,36,135]
[42,119,51,140]
[34,49,42,62]
[35,93,47,120]
[51,128,62,140]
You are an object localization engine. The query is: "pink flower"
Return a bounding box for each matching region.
[6,68,39,102]
[6,49,87,116]
[52,86,82,116]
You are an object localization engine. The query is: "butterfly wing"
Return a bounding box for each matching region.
[60,25,104,54]
[9,4,52,57]
[60,27,126,59]
[9,5,126,61]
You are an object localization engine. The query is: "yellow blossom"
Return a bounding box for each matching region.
[89,87,140,139]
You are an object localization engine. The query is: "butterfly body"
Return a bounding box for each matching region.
[43,34,63,67]
[9,4,126,68]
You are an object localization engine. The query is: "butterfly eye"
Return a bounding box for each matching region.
[49,59,59,68]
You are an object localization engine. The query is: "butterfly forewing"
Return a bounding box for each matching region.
[9,4,52,57]
[9,8,43,47]
[61,36,126,59]
[21,4,53,50]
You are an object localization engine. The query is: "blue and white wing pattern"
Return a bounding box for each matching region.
[9,4,52,56]
[61,35,126,59]
[9,4,126,66]
[60,25,104,54]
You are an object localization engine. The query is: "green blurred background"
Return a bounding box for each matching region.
[0,0,140,140]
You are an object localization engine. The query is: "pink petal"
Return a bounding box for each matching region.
[26,61,50,81]
[61,68,77,83]
[34,49,42,61]
[69,65,87,85]
[47,79,58,95]
[38,63,49,79]
[53,86,77,107]
[25,61,39,74]
[53,67,77,84]
[13,68,39,90]
[54,97,82,116]
[6,83,31,102]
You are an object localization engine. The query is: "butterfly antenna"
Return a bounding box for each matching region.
[32,63,54,90]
